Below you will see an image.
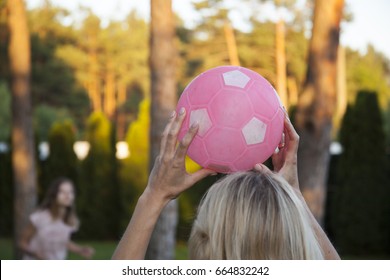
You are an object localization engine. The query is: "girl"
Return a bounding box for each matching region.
[20,178,95,259]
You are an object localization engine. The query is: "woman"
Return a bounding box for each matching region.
[112,108,340,260]
[20,178,95,260]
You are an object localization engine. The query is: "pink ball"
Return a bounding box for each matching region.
[177,66,284,174]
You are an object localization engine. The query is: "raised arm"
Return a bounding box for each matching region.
[112,108,215,260]
[255,110,340,260]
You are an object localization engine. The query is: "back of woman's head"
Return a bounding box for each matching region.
[188,171,323,260]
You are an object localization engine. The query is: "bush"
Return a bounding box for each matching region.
[41,120,79,190]
[331,91,389,255]
[0,143,13,237]
[77,112,121,239]
[0,81,11,141]
[33,105,73,142]
[119,99,150,231]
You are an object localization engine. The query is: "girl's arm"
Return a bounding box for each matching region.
[67,241,95,259]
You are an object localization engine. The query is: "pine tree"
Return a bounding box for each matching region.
[43,120,78,191]
[333,91,388,255]
[78,112,119,239]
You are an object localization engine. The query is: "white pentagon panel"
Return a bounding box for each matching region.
[190,108,212,137]
[242,117,267,145]
[222,70,250,88]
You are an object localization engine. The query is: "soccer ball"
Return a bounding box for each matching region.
[177,66,284,174]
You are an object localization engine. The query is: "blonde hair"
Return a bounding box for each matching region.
[188,171,324,259]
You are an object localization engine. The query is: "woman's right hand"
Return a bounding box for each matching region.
[255,110,300,191]
[271,110,300,190]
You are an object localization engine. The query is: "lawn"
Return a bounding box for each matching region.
[3,238,387,260]
[0,238,189,260]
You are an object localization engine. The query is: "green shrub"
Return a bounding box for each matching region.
[332,91,389,255]
[0,144,13,237]
[78,112,120,239]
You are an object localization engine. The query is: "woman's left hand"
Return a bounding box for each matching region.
[254,110,300,190]
[145,108,215,204]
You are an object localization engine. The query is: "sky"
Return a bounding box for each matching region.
[26,0,390,60]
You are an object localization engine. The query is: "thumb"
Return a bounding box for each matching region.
[254,163,272,173]
[189,168,217,185]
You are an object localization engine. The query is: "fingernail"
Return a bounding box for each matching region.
[255,163,262,170]
[179,107,185,115]
[170,110,176,118]
[190,121,199,129]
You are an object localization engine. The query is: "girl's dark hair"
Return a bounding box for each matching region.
[40,177,79,227]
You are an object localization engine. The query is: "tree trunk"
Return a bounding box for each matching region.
[224,20,240,66]
[275,19,287,107]
[7,0,38,259]
[294,0,344,223]
[287,76,298,109]
[104,63,116,118]
[117,82,127,140]
[117,81,126,108]
[88,52,101,112]
[146,0,177,260]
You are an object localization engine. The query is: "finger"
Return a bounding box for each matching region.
[160,111,177,154]
[284,115,299,145]
[281,116,299,164]
[254,163,272,173]
[165,107,186,156]
[277,132,285,149]
[175,121,199,162]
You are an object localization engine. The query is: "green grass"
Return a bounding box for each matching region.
[0,238,13,260]
[0,237,117,260]
[0,238,189,260]
[68,240,117,260]
[175,242,189,260]
[5,238,387,260]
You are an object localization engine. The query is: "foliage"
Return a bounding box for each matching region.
[0,81,10,141]
[40,120,79,196]
[0,143,13,237]
[119,98,150,230]
[346,46,390,110]
[331,91,389,255]
[182,1,309,102]
[27,5,90,134]
[78,112,121,239]
[33,104,73,142]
